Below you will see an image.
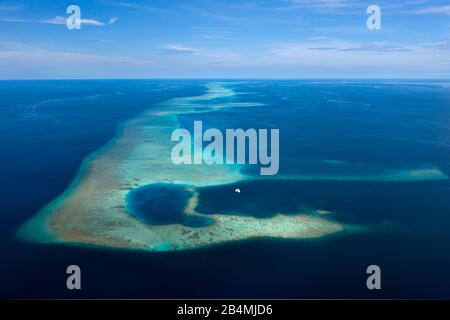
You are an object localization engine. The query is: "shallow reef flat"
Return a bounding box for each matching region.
[18,83,350,251]
[17,83,447,252]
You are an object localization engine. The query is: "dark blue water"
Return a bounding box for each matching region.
[1,80,450,298]
[125,183,213,227]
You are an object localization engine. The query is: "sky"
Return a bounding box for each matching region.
[0,0,449,79]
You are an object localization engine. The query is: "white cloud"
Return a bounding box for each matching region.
[0,5,23,11]
[263,37,450,73]
[0,43,145,67]
[100,1,171,14]
[163,44,199,53]
[42,16,118,26]
[0,17,28,23]
[1,16,118,27]
[288,0,358,9]
[409,5,450,15]
[40,16,66,25]
[108,17,118,24]
[160,43,245,65]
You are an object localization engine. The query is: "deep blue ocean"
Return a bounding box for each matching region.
[1,80,449,298]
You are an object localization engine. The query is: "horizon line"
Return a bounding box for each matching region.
[1,77,450,81]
